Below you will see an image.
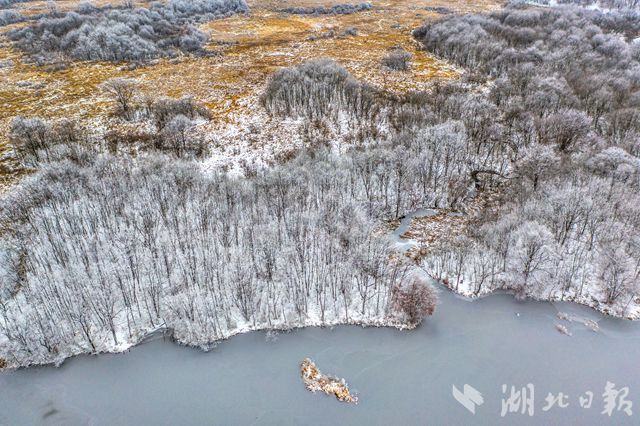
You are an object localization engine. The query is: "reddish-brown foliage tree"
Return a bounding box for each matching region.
[392,277,438,326]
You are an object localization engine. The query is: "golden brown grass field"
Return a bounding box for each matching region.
[0,0,501,187]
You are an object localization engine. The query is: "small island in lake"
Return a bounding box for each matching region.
[300,358,357,404]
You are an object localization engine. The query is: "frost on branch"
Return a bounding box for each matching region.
[300,358,357,403]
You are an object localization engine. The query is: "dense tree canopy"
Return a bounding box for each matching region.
[412,5,640,308]
[7,0,248,63]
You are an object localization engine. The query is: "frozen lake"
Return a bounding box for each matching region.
[2,289,640,425]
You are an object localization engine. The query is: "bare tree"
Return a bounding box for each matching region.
[162,115,194,157]
[382,48,412,71]
[101,78,138,120]
[537,109,591,153]
[8,117,50,164]
[599,245,635,305]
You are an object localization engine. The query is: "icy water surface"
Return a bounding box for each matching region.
[1,290,640,425]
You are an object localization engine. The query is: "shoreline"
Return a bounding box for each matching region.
[2,284,636,371]
[439,281,640,321]
[0,313,415,371]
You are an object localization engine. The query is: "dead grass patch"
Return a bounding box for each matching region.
[0,0,502,183]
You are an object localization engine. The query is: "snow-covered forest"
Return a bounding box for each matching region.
[1,2,639,368]
[522,0,640,10]
[413,5,640,313]
[0,146,444,367]
[6,0,248,63]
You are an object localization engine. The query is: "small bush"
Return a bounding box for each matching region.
[342,27,358,36]
[382,48,412,71]
[424,6,453,14]
[279,3,371,15]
